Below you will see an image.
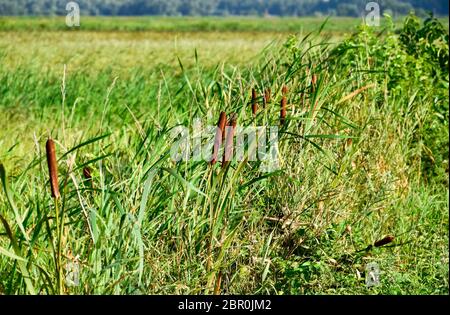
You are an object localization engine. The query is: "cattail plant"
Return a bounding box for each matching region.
[46,138,60,199]
[211,112,227,165]
[251,88,258,116]
[222,113,237,167]
[46,138,64,294]
[374,235,394,247]
[280,86,288,125]
[83,167,94,189]
[345,138,353,149]
[311,74,318,93]
[83,167,92,181]
[312,74,318,86]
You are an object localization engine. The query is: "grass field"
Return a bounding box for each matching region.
[1,15,448,32]
[0,16,404,32]
[0,15,448,295]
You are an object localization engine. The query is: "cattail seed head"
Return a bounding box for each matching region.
[251,88,258,116]
[46,138,60,199]
[83,167,94,189]
[83,167,91,180]
[83,167,92,181]
[346,138,353,148]
[264,89,271,106]
[280,96,287,125]
[312,74,318,91]
[374,235,395,248]
[282,85,288,95]
[222,113,238,167]
[211,112,227,165]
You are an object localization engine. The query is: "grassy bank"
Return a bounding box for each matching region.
[0,15,448,294]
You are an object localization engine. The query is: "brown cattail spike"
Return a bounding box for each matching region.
[280,95,287,125]
[251,88,258,116]
[211,112,227,165]
[374,235,395,248]
[83,167,93,184]
[46,139,60,199]
[222,113,238,167]
[264,89,271,107]
[83,167,92,181]
[311,74,318,93]
[83,167,94,189]
[282,85,288,95]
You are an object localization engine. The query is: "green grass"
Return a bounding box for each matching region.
[0,16,369,33]
[1,16,447,33]
[0,30,292,76]
[0,15,448,295]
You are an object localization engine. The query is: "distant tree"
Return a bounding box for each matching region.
[0,0,447,17]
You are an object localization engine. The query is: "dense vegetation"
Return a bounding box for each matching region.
[0,0,448,17]
[0,15,448,294]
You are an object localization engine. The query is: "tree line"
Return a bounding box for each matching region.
[0,0,447,16]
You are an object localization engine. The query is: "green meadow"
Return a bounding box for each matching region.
[0,15,448,295]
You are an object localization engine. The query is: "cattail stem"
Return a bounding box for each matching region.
[211,112,227,165]
[46,139,60,199]
[54,200,64,295]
